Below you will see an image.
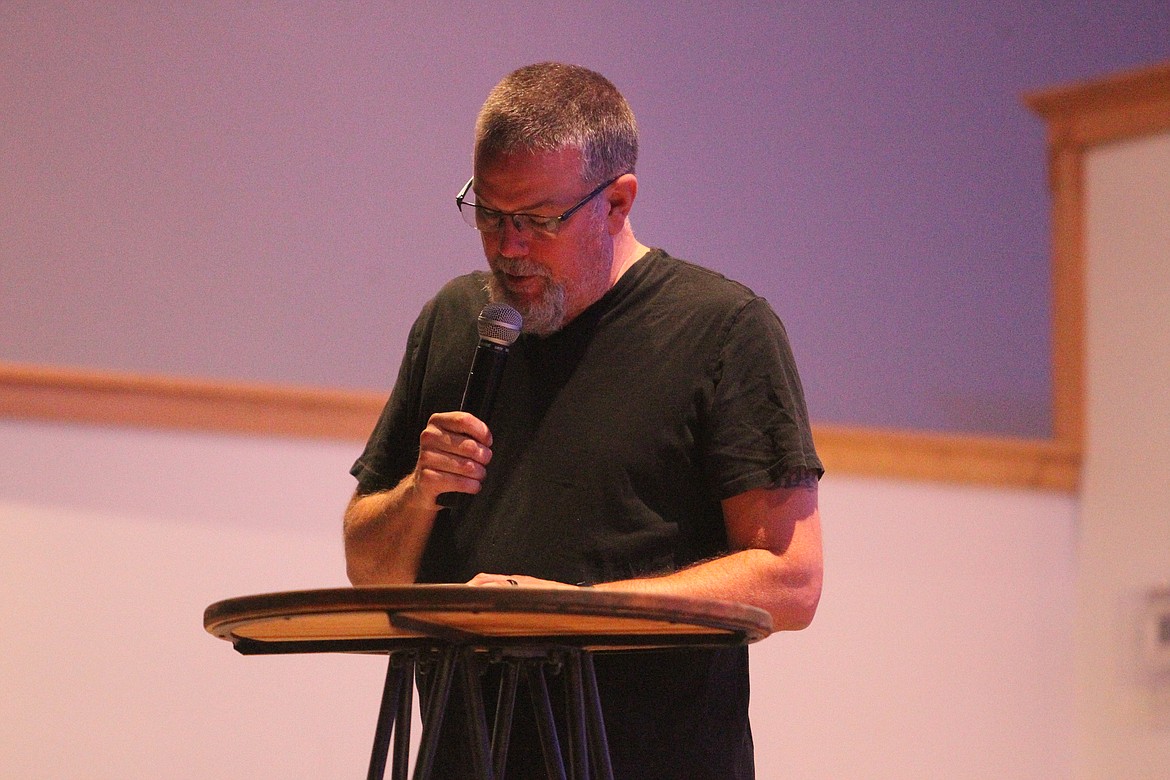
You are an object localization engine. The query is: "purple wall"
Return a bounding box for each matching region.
[3,2,1168,437]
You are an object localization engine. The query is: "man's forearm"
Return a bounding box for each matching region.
[593,546,822,633]
[343,478,439,585]
[595,492,824,633]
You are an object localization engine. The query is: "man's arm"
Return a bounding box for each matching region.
[470,471,823,633]
[344,410,494,585]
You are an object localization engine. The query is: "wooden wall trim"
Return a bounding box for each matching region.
[1025,61,1170,149]
[0,362,385,442]
[0,360,1078,490]
[4,61,1167,493]
[813,424,1080,491]
[1023,59,1170,486]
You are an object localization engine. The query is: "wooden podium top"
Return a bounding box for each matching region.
[204,585,773,655]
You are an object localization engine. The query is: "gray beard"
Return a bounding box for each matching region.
[485,268,567,337]
[485,223,613,337]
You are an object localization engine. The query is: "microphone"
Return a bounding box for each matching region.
[436,302,522,509]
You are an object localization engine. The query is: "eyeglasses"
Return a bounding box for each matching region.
[456,175,621,239]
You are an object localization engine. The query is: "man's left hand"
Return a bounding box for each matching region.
[465,573,579,589]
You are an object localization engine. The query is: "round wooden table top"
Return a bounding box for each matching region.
[204,585,773,654]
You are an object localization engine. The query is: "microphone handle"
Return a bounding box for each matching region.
[459,339,509,423]
[436,340,510,510]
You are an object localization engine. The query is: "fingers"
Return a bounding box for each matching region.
[412,412,494,504]
[429,410,493,447]
[466,573,578,590]
[467,573,520,587]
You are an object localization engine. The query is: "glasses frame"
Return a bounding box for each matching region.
[455,175,622,238]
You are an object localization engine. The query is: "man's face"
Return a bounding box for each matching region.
[472,148,615,336]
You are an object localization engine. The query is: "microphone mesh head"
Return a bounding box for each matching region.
[478,303,523,346]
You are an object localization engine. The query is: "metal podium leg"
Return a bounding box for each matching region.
[526,661,568,780]
[368,652,410,780]
[391,654,415,780]
[580,653,614,780]
[413,648,457,780]
[564,652,590,780]
[459,647,496,779]
[492,660,521,778]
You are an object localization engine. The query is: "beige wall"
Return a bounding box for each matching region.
[1077,129,1170,777]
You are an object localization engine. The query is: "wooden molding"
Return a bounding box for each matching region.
[1022,59,1170,485]
[0,362,384,442]
[0,360,1078,491]
[4,61,1167,493]
[813,424,1079,491]
[1025,61,1170,150]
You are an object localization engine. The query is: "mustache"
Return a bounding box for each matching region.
[490,257,552,278]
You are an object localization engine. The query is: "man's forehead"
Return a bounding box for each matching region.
[473,148,586,209]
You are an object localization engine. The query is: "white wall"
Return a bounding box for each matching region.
[1077,130,1170,778]
[755,475,1076,778]
[0,418,1077,778]
[0,420,382,778]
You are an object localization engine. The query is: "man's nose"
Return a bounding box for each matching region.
[496,217,529,258]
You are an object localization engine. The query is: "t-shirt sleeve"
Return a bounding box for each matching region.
[349,274,488,496]
[704,296,823,499]
[349,319,427,495]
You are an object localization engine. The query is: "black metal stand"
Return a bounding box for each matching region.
[367,645,614,780]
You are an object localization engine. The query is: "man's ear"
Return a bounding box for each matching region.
[604,173,638,235]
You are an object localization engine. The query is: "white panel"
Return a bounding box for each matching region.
[1078,130,1170,778]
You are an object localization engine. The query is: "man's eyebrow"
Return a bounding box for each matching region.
[473,188,560,214]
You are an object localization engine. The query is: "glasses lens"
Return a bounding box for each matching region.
[459,202,496,232]
[457,192,559,237]
[517,215,560,238]
[476,207,505,233]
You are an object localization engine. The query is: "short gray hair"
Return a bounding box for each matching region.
[474,62,638,186]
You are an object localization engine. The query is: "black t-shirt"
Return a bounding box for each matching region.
[352,249,821,778]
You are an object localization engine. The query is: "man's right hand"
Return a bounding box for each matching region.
[344,410,493,585]
[411,410,494,508]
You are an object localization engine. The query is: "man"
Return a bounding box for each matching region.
[345,62,823,778]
